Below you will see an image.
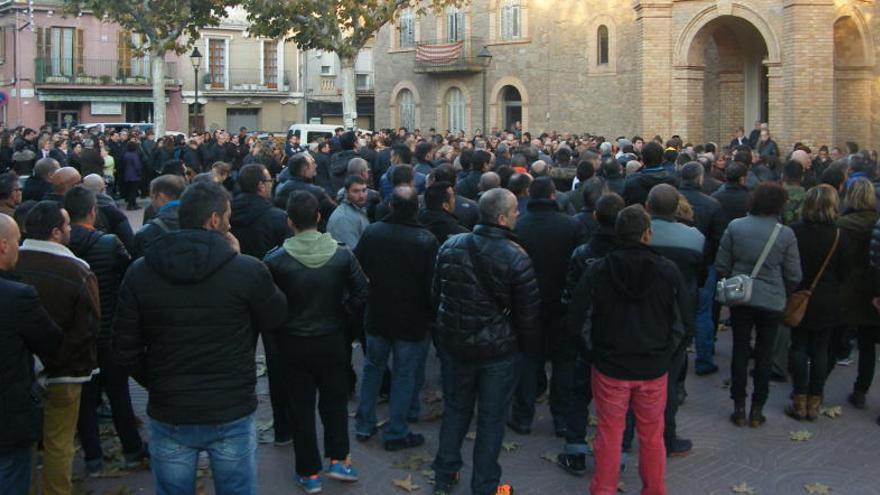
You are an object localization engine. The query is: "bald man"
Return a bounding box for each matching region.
[791,149,816,189]
[81,174,107,194]
[22,157,60,202]
[0,213,63,493]
[44,166,82,203]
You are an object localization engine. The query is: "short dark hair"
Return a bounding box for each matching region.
[820,167,846,190]
[576,160,595,181]
[178,181,232,229]
[391,144,412,165]
[748,182,788,216]
[680,162,704,184]
[528,176,556,200]
[286,190,319,230]
[238,164,268,194]
[24,200,65,241]
[616,204,651,244]
[340,131,356,150]
[472,150,492,171]
[390,164,414,187]
[0,172,18,200]
[160,159,186,177]
[595,193,625,227]
[150,174,186,200]
[641,142,664,167]
[432,163,457,186]
[733,149,752,167]
[288,154,311,177]
[390,186,419,218]
[415,141,433,162]
[507,173,532,196]
[725,162,748,182]
[344,175,366,190]
[425,182,453,211]
[783,160,804,182]
[581,177,607,210]
[646,183,678,216]
[63,186,96,223]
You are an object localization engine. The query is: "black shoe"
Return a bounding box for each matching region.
[849,391,867,410]
[695,364,719,376]
[731,402,747,427]
[556,453,586,476]
[406,416,420,424]
[355,427,377,443]
[666,437,692,458]
[384,433,425,451]
[506,421,531,435]
[768,372,787,383]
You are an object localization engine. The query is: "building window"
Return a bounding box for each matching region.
[446,7,464,42]
[320,51,335,76]
[398,89,415,130]
[208,38,226,88]
[399,9,416,48]
[501,0,522,40]
[118,32,150,79]
[356,74,371,91]
[36,27,83,77]
[597,25,609,65]
[263,41,278,88]
[445,87,465,133]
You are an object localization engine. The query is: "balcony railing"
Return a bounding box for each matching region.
[34,57,179,86]
[202,69,292,92]
[413,37,488,74]
[356,73,374,93]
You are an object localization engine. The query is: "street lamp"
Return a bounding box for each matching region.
[477,46,493,136]
[190,47,203,132]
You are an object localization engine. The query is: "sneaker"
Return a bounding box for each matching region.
[123,443,150,470]
[383,432,425,451]
[355,427,378,443]
[296,474,322,494]
[666,437,693,458]
[695,364,719,376]
[433,471,460,494]
[556,453,586,476]
[327,459,358,482]
[837,357,854,366]
[86,458,103,478]
[849,391,867,410]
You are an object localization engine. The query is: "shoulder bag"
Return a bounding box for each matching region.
[716,223,783,306]
[783,229,839,327]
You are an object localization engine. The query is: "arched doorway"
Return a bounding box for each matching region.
[501,86,522,131]
[833,16,872,149]
[675,14,774,145]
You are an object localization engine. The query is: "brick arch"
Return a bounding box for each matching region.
[435,80,473,133]
[389,80,422,129]
[833,4,875,68]
[673,3,780,67]
[832,5,875,149]
[488,76,529,131]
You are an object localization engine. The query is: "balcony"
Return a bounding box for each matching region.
[202,69,292,93]
[413,38,488,74]
[34,58,179,86]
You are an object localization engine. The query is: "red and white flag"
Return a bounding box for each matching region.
[416,41,463,64]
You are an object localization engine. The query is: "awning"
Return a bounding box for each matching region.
[37,90,170,103]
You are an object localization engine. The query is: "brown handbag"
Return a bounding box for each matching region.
[783,229,839,328]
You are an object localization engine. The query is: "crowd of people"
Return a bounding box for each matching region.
[1,119,880,495]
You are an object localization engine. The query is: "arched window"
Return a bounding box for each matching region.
[398,89,415,131]
[446,7,464,42]
[597,25,609,65]
[445,87,465,133]
[501,0,522,40]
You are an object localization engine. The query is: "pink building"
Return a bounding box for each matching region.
[0,0,183,130]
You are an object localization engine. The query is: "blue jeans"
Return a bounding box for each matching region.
[356,335,429,441]
[0,446,31,494]
[149,413,257,495]
[695,266,718,371]
[432,354,520,495]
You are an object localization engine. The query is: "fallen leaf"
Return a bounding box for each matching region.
[540,451,557,463]
[93,467,127,478]
[804,482,831,494]
[820,406,842,419]
[465,431,476,440]
[731,482,756,494]
[617,480,626,493]
[393,452,433,470]
[790,430,814,442]
[392,474,420,492]
[588,415,599,426]
[501,441,519,452]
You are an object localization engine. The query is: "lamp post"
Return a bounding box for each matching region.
[477,46,493,137]
[189,47,203,132]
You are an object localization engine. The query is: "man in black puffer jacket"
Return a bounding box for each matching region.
[329,131,360,193]
[431,188,541,495]
[0,214,62,493]
[511,177,584,437]
[275,154,336,231]
[114,182,286,493]
[622,141,679,206]
[63,187,147,474]
[231,164,291,259]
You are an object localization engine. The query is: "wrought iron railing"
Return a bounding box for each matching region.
[413,37,487,72]
[202,69,292,91]
[34,57,178,85]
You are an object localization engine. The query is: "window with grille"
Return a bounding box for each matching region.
[263,41,278,88]
[597,25,609,65]
[447,7,464,42]
[398,89,415,130]
[501,0,522,40]
[445,87,465,133]
[208,39,226,88]
[399,10,416,48]
[320,51,335,75]
[36,27,82,77]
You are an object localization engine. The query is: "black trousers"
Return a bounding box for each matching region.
[790,326,832,396]
[730,306,781,404]
[279,332,350,476]
[854,326,880,394]
[262,331,291,441]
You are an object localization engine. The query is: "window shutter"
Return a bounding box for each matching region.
[117,31,131,77]
[74,28,84,74]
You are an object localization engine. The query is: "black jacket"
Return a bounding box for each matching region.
[274,177,336,230]
[456,171,481,201]
[113,229,287,425]
[314,152,334,195]
[562,226,617,305]
[622,168,679,206]
[182,147,203,172]
[567,243,688,380]
[573,208,600,244]
[791,222,849,330]
[264,243,369,338]
[48,149,69,168]
[230,193,292,260]
[132,202,180,258]
[96,194,135,252]
[515,199,584,323]
[68,225,130,343]
[679,183,725,263]
[433,224,541,361]
[454,195,479,230]
[0,272,63,456]
[355,214,439,342]
[329,150,359,193]
[711,182,750,232]
[22,176,52,202]
[418,208,470,246]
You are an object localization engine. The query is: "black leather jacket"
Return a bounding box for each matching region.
[263,245,368,338]
[230,193,291,260]
[433,224,541,362]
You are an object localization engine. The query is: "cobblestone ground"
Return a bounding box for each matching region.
[70,206,880,495]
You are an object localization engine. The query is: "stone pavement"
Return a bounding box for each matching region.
[71,205,880,495]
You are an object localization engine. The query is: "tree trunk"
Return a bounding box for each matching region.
[339,55,357,130]
[151,48,166,137]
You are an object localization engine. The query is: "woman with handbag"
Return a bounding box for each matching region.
[785,185,848,420]
[715,182,802,427]
[837,178,880,411]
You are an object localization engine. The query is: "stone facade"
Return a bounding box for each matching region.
[373,0,880,151]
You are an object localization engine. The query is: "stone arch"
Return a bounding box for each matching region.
[435,80,473,133]
[673,3,780,67]
[389,80,421,130]
[587,14,618,74]
[833,4,875,67]
[832,6,875,149]
[488,76,529,131]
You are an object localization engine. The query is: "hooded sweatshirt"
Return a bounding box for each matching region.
[283,231,338,268]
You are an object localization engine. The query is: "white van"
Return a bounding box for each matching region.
[75,123,155,134]
[286,124,338,146]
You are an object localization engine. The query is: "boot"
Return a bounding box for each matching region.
[748,401,766,428]
[730,401,747,427]
[806,395,822,421]
[785,394,807,421]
